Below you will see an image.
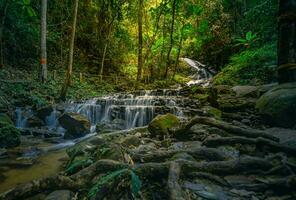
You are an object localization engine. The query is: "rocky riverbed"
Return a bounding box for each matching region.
[0,84,296,200]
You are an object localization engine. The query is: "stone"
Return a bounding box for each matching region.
[256,82,296,128]
[45,190,73,200]
[36,106,53,122]
[27,116,44,128]
[148,113,180,138]
[58,113,90,139]
[121,135,141,147]
[202,106,222,119]
[232,85,259,97]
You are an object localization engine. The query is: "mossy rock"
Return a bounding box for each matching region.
[202,106,222,119]
[193,94,209,104]
[148,113,180,138]
[94,143,123,161]
[256,82,296,128]
[0,121,21,148]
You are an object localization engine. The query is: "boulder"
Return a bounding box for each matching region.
[231,85,259,97]
[45,190,73,200]
[58,113,90,139]
[201,106,222,119]
[256,82,296,128]
[27,116,44,128]
[36,105,54,122]
[0,120,20,148]
[148,113,180,138]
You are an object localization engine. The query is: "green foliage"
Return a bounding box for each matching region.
[65,158,93,175]
[0,121,21,148]
[213,43,277,85]
[235,31,257,48]
[88,169,142,199]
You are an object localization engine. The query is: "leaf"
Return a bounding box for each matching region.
[130,171,142,196]
[246,31,252,41]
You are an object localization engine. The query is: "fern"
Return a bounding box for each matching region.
[65,158,93,175]
[88,169,142,199]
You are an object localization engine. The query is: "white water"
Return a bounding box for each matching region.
[64,89,185,131]
[15,90,186,134]
[182,58,214,86]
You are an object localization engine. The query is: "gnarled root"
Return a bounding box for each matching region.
[172,116,279,142]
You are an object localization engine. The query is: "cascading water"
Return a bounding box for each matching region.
[182,58,215,86]
[15,89,186,135]
[64,89,185,131]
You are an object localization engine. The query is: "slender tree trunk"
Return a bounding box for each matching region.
[40,0,47,82]
[100,22,113,79]
[172,33,183,80]
[164,0,176,79]
[278,0,296,83]
[137,0,143,81]
[60,0,79,101]
[0,0,9,69]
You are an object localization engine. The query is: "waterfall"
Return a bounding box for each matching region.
[182,58,214,86]
[15,89,186,134]
[63,89,185,131]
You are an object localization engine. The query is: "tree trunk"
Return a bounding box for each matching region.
[172,29,183,80]
[0,0,9,69]
[164,0,176,79]
[60,0,79,101]
[40,0,47,82]
[278,0,296,83]
[100,22,113,78]
[137,0,143,81]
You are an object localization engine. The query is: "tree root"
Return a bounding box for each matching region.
[0,157,275,200]
[172,116,279,142]
[130,147,229,163]
[168,162,185,200]
[203,136,296,156]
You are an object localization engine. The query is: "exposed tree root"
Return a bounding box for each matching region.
[172,116,279,142]
[168,162,184,200]
[130,147,229,163]
[0,157,275,200]
[203,136,296,156]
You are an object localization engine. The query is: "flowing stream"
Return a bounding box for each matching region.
[182,58,215,86]
[0,89,191,192]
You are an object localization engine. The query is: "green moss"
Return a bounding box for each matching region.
[193,94,209,104]
[0,121,21,148]
[148,114,180,137]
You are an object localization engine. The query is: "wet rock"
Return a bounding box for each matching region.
[133,143,157,154]
[45,190,73,200]
[59,113,90,139]
[202,106,222,119]
[121,135,141,147]
[256,82,296,128]
[232,86,259,97]
[27,116,44,128]
[36,106,53,122]
[171,152,196,161]
[148,113,180,138]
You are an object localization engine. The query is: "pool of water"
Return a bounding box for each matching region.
[0,149,67,193]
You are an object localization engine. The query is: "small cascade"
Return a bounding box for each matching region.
[64,89,186,131]
[15,107,33,128]
[14,89,191,136]
[182,58,215,86]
